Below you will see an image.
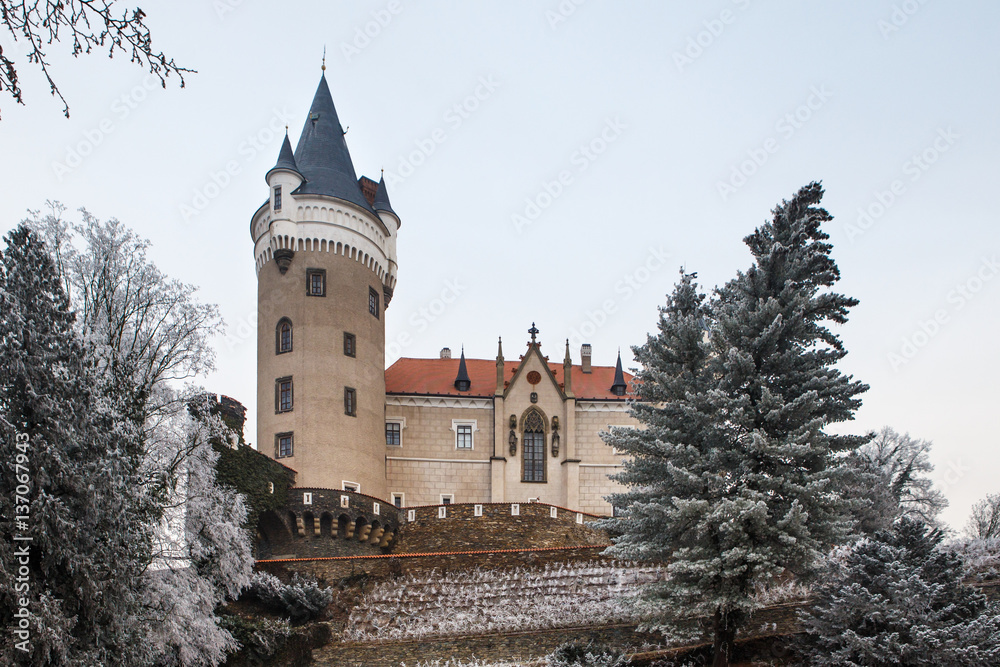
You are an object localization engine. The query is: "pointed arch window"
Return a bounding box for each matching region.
[522,409,546,483]
[276,318,293,354]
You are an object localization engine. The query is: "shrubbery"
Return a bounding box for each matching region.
[243,571,332,623]
[547,641,631,666]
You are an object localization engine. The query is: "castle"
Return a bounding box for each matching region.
[251,72,637,519]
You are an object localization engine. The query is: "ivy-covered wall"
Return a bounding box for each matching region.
[214,442,296,531]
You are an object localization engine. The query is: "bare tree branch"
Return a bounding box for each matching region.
[1,0,193,119]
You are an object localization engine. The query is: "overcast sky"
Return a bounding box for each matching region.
[1,1,997,531]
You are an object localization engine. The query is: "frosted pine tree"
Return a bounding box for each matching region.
[798,517,1000,665]
[0,225,150,665]
[604,183,869,667]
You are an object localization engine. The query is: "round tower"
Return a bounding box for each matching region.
[251,73,399,497]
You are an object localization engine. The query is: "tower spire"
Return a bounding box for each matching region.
[291,74,374,213]
[322,46,326,72]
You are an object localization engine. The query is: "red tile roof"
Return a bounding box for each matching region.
[385,357,634,400]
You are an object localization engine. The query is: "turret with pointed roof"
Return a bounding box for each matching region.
[252,67,401,498]
[610,350,627,396]
[268,131,302,179]
[373,175,397,217]
[455,348,471,392]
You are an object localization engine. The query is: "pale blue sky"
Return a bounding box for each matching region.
[1,1,997,530]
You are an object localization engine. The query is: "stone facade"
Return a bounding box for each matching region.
[383,344,638,515]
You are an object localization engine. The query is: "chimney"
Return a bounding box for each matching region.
[440,347,452,359]
[581,344,592,373]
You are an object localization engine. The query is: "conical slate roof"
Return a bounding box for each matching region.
[268,132,301,177]
[610,350,627,396]
[292,74,375,213]
[454,348,471,391]
[373,175,397,217]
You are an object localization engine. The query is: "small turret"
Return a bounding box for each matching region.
[266,130,304,275]
[610,350,627,396]
[455,348,471,392]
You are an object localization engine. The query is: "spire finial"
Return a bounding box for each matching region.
[321,46,327,72]
[528,322,539,344]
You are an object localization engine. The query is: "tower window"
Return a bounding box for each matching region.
[344,387,357,416]
[276,318,292,354]
[369,287,380,318]
[385,422,401,446]
[306,269,326,297]
[275,432,293,458]
[391,493,404,508]
[276,377,293,413]
[344,332,356,357]
[273,185,282,211]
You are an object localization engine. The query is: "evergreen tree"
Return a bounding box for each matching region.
[0,225,149,665]
[604,183,869,667]
[798,517,1000,665]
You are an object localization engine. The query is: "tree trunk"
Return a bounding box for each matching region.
[712,607,738,667]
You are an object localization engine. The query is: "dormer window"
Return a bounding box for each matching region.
[273,185,282,212]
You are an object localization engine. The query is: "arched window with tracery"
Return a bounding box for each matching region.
[276,318,293,354]
[522,408,546,482]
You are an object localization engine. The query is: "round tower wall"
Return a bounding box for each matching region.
[257,243,388,498]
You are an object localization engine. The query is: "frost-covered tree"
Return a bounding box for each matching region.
[798,517,1000,665]
[844,427,947,533]
[143,400,252,666]
[10,207,249,665]
[0,225,150,665]
[603,183,869,667]
[966,492,1000,540]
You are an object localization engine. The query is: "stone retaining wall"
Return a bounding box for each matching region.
[257,545,610,583]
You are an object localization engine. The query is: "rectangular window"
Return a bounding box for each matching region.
[273,185,282,211]
[344,332,356,357]
[275,377,293,413]
[523,431,545,482]
[440,494,453,505]
[306,269,326,297]
[456,424,473,449]
[385,422,401,446]
[276,432,293,458]
[391,493,404,508]
[369,286,380,318]
[344,387,356,416]
[342,481,360,492]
